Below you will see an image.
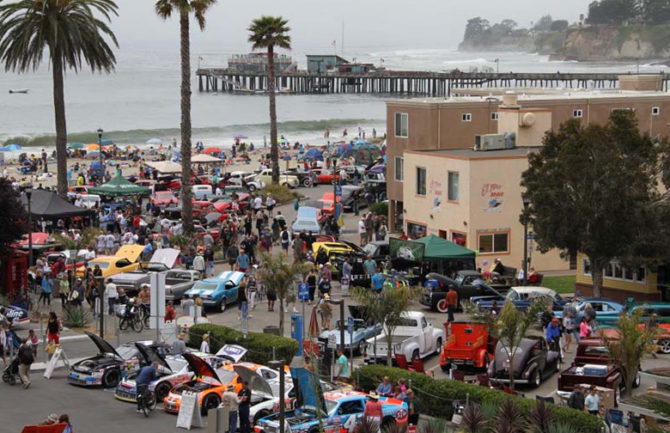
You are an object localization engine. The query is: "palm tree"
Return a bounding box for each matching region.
[155,0,217,235]
[248,16,291,184]
[0,0,118,198]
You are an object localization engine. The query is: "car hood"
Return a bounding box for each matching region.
[115,245,144,262]
[85,331,121,359]
[233,364,274,397]
[214,270,246,285]
[290,366,325,411]
[183,352,220,383]
[135,342,171,372]
[492,339,534,376]
[148,248,180,269]
[215,344,247,362]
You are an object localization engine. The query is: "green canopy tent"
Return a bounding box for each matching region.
[413,234,476,275]
[87,174,151,197]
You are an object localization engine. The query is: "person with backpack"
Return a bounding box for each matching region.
[280,228,291,254]
[18,338,34,388]
[376,219,388,241]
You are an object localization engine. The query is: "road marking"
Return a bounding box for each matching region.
[31,357,85,372]
[59,335,89,342]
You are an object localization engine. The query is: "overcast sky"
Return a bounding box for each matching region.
[112,0,592,54]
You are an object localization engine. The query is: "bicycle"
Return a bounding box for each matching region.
[119,304,144,333]
[137,387,156,417]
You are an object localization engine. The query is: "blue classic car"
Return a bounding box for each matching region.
[319,306,382,354]
[554,298,625,328]
[257,367,408,433]
[184,271,245,312]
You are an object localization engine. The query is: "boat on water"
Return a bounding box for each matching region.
[9,89,29,94]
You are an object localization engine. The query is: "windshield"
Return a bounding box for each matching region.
[506,290,519,300]
[362,244,376,256]
[191,282,217,292]
[214,369,237,384]
[116,345,136,360]
[167,358,188,372]
[92,261,110,269]
[454,274,465,285]
[325,399,338,415]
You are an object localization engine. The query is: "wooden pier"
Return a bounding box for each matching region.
[196,68,670,96]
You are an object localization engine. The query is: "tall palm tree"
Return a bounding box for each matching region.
[155,0,217,235]
[0,0,118,198]
[248,16,291,184]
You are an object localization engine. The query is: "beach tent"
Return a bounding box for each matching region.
[68,142,84,149]
[22,190,92,218]
[145,160,182,174]
[87,174,151,197]
[303,148,323,161]
[413,235,476,260]
[338,142,381,165]
[203,147,222,155]
[192,154,223,164]
[146,138,162,145]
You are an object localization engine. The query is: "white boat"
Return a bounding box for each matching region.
[9,88,29,94]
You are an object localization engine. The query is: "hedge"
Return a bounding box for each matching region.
[188,324,299,366]
[357,365,603,433]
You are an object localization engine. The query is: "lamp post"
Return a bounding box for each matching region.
[331,156,340,226]
[522,196,531,286]
[97,128,103,184]
[95,276,104,338]
[268,360,285,433]
[26,188,33,267]
[327,298,345,354]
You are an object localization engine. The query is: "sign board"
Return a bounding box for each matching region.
[177,390,203,429]
[151,272,166,330]
[335,185,342,197]
[298,283,309,301]
[44,347,69,379]
[328,335,337,350]
[347,317,354,335]
[388,237,426,262]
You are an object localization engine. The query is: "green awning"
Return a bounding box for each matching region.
[414,234,476,260]
[87,174,151,197]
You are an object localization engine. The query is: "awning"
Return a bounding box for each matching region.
[144,160,182,175]
[192,154,223,164]
[414,235,476,260]
[87,174,151,197]
[22,190,92,218]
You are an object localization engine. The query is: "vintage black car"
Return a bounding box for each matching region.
[488,333,561,388]
[421,271,510,312]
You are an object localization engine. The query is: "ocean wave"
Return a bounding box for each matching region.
[1,117,383,148]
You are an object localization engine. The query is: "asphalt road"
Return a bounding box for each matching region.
[4,183,668,432]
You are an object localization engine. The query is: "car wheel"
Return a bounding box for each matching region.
[435,338,443,355]
[219,299,226,313]
[659,339,670,354]
[102,368,121,388]
[357,340,365,355]
[633,371,641,388]
[436,299,449,314]
[530,370,541,388]
[155,381,172,402]
[254,409,271,423]
[411,349,420,360]
[248,184,256,192]
[201,394,221,415]
[302,178,312,188]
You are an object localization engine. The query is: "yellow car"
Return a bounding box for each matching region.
[311,241,359,257]
[76,244,144,278]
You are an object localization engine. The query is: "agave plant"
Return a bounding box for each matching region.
[547,425,579,433]
[462,403,486,433]
[354,416,380,433]
[479,400,499,425]
[495,398,527,433]
[529,400,554,433]
[62,305,90,328]
[382,422,407,433]
[418,419,448,433]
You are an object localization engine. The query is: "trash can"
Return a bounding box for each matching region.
[263,325,280,336]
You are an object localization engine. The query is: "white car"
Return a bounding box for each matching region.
[257,169,299,188]
[78,194,101,209]
[227,171,265,192]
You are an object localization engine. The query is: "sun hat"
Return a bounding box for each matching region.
[46,414,59,424]
[368,391,379,400]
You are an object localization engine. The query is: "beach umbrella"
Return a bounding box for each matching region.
[85,151,101,159]
[68,142,84,149]
[203,147,221,155]
[146,137,162,145]
[0,147,8,152]
[5,143,21,150]
[85,143,99,151]
[234,135,248,140]
[100,138,114,146]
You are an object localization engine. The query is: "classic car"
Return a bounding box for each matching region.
[361,241,389,262]
[46,249,87,271]
[553,298,625,328]
[340,185,367,212]
[183,271,244,312]
[488,332,561,387]
[422,271,510,312]
[292,207,322,234]
[257,169,299,188]
[164,269,202,301]
[283,168,316,188]
[309,168,341,185]
[68,332,168,388]
[473,286,566,312]
[151,190,178,208]
[75,244,144,278]
[319,306,383,354]
[221,171,265,192]
[0,304,30,329]
[256,367,408,433]
[115,345,246,403]
[630,302,670,324]
[439,322,495,371]
[192,225,221,242]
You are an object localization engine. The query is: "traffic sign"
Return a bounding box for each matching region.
[298,283,310,301]
[347,317,354,335]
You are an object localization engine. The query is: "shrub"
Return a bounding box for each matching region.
[369,201,388,216]
[62,305,89,328]
[356,365,602,433]
[188,323,299,365]
[261,184,299,204]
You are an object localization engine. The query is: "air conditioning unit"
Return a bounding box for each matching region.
[474,134,506,151]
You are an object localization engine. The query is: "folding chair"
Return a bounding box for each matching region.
[452,370,465,382]
[395,353,413,370]
[476,374,490,387]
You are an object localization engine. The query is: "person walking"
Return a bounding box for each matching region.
[446,286,458,323]
[172,332,187,355]
[237,249,250,273]
[579,316,592,339]
[237,279,249,320]
[584,385,600,416]
[546,318,561,353]
[222,384,240,433]
[46,312,62,347]
[562,311,574,353]
[237,381,252,433]
[568,386,585,411]
[104,279,118,316]
[18,338,34,389]
[341,257,352,296]
[39,274,52,307]
[335,349,349,381]
[306,269,317,304]
[58,274,70,307]
[193,247,206,276]
[358,216,367,246]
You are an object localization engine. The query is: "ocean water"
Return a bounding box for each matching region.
[1,47,667,151]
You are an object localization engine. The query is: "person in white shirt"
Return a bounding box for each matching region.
[96,233,106,254]
[200,333,210,354]
[358,218,366,246]
[105,233,116,255]
[253,196,262,213]
[159,217,171,232]
[104,280,118,316]
[86,247,96,261]
[215,186,223,196]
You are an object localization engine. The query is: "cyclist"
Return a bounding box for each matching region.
[135,361,158,413]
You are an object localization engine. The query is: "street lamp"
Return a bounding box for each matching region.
[95,275,104,338]
[268,360,286,433]
[331,156,341,226]
[97,128,104,184]
[522,196,531,286]
[26,188,33,267]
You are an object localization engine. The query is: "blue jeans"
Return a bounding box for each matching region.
[238,405,250,433]
[108,297,115,315]
[228,410,238,433]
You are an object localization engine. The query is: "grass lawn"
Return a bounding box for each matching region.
[542,275,576,294]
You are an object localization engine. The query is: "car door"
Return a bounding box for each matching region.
[338,398,366,432]
[421,316,432,353]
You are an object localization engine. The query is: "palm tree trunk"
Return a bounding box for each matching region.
[279,297,284,336]
[590,256,604,298]
[51,54,68,198]
[180,9,194,235]
[267,45,279,184]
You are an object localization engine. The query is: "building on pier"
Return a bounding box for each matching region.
[227,53,297,74]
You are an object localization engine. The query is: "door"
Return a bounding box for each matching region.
[438,230,447,240]
[421,316,431,353]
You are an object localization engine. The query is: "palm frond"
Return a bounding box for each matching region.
[247,15,291,51]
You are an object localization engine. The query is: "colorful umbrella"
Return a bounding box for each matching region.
[308,306,320,339]
[68,142,84,149]
[146,137,162,145]
[203,147,222,154]
[5,143,21,150]
[85,143,99,151]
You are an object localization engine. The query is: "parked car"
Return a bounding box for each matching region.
[164,269,202,301]
[629,302,670,324]
[76,244,144,278]
[292,206,322,234]
[488,332,561,387]
[151,191,178,208]
[340,185,367,212]
[183,270,244,312]
[284,168,316,188]
[364,311,444,364]
[439,322,495,371]
[362,241,389,262]
[309,168,341,185]
[473,286,566,312]
[222,171,265,192]
[78,194,101,209]
[319,306,383,354]
[422,271,510,313]
[257,169,299,188]
[553,298,625,328]
[192,184,213,200]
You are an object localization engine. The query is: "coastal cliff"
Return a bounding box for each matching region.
[556,25,670,61]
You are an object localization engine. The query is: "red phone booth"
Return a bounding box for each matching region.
[1,249,29,299]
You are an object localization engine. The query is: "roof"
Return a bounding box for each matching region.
[22,190,92,218]
[144,160,182,174]
[407,147,540,160]
[87,174,151,197]
[510,287,557,296]
[413,235,476,259]
[191,154,223,164]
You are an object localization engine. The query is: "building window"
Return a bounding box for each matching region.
[416,168,426,195]
[394,157,404,181]
[447,171,459,202]
[462,113,472,122]
[395,112,408,137]
[582,258,591,275]
[652,107,660,116]
[573,109,583,118]
[478,232,509,254]
[451,232,467,246]
[491,112,499,121]
[406,222,427,239]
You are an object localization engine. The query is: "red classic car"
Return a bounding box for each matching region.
[309,168,341,185]
[439,322,495,371]
[151,191,178,207]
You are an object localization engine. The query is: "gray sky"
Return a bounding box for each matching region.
[113,0,591,54]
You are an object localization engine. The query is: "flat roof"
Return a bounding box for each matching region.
[406,146,540,160]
